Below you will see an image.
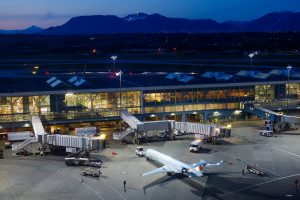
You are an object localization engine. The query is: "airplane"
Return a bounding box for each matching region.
[141,149,223,177]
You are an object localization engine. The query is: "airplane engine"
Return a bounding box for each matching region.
[182,167,188,173]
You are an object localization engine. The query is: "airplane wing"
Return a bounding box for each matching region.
[142,166,175,176]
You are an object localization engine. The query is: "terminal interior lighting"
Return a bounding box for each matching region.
[234,110,242,115]
[170,113,175,116]
[99,134,106,140]
[66,92,74,96]
[24,123,30,127]
[213,111,220,116]
[150,114,156,118]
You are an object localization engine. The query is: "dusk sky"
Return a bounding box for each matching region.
[0,0,300,29]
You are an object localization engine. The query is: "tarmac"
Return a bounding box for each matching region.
[1,120,300,200]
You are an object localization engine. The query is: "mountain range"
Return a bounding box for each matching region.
[0,26,43,34]
[1,11,300,35]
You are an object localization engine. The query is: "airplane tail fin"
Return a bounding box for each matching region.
[206,160,224,167]
[191,160,223,169]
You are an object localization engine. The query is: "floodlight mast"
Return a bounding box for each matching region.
[111,56,118,72]
[248,51,258,68]
[286,65,292,114]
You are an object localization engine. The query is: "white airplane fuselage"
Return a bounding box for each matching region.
[145,148,200,176]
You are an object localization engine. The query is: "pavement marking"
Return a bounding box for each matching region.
[74,177,105,200]
[219,151,283,178]
[0,172,19,200]
[100,179,128,200]
[285,194,293,197]
[272,147,300,159]
[219,173,300,197]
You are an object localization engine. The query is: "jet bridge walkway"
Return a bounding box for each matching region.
[113,110,170,140]
[244,103,300,124]
[12,115,102,152]
[11,115,44,152]
[12,137,38,152]
[114,110,223,141]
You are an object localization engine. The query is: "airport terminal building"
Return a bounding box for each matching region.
[0,68,299,132]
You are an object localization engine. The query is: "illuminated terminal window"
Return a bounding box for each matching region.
[255,85,275,102]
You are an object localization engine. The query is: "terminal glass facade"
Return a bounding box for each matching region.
[0,83,299,123]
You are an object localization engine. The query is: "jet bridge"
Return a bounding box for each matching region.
[12,115,102,153]
[244,103,282,122]
[173,121,221,138]
[244,103,300,124]
[114,110,223,141]
[11,115,44,152]
[114,110,170,141]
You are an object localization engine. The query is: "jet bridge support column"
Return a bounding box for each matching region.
[169,122,174,140]
[135,132,140,144]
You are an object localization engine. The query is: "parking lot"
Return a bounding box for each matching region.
[1,120,300,200]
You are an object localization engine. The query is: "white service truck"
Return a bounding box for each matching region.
[189,139,203,152]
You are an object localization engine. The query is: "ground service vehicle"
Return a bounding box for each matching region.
[81,168,102,178]
[189,139,203,152]
[259,130,273,137]
[246,165,266,176]
[135,146,145,157]
[65,157,102,167]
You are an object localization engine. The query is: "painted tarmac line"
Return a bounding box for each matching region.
[220,173,300,197]
[219,151,283,178]
[0,172,19,200]
[100,179,128,200]
[272,147,300,159]
[74,177,105,200]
